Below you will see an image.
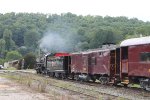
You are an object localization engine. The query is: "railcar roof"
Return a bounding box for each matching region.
[54,53,70,57]
[120,36,150,47]
[71,45,116,55]
[81,49,110,54]
[45,52,70,57]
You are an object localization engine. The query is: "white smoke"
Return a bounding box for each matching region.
[39,32,72,53]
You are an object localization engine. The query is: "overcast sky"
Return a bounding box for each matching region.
[0,0,150,21]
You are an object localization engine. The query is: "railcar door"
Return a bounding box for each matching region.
[121,47,128,73]
[116,48,120,75]
[109,48,120,83]
[110,50,116,80]
[120,47,129,84]
[82,54,89,74]
[63,56,71,73]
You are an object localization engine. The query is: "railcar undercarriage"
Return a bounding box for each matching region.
[140,78,150,91]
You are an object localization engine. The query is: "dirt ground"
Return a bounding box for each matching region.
[0,76,52,100]
[0,71,150,100]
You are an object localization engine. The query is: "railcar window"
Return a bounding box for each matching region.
[95,57,97,65]
[83,56,87,66]
[99,52,102,55]
[91,57,97,65]
[140,52,150,62]
[88,57,91,66]
[121,47,128,60]
[99,52,103,57]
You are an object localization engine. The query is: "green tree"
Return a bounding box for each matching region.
[5,51,22,61]
[89,29,116,48]
[0,39,6,57]
[24,29,40,51]
[0,12,150,54]
[3,29,16,50]
[0,58,5,65]
[17,46,28,56]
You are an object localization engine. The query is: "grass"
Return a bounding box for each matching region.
[4,67,17,70]
[0,72,99,99]
[129,84,140,88]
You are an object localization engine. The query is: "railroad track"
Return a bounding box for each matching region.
[32,73,150,99]
[1,70,148,93]
[46,82,99,100]
[1,70,150,100]
[0,70,147,92]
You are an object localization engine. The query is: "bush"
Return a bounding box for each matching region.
[24,52,36,69]
[5,51,22,61]
[0,58,5,65]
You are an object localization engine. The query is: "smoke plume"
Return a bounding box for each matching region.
[39,32,73,53]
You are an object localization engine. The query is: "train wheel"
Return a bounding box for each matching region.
[124,84,128,87]
[49,72,54,77]
[91,76,96,82]
[70,74,74,80]
[74,75,80,81]
[92,78,96,82]
[61,73,66,80]
[142,82,150,91]
[139,78,150,91]
[99,77,109,85]
[142,82,148,90]
[48,72,51,77]
[68,74,74,80]
[145,85,150,91]
[91,77,96,82]
[55,73,61,78]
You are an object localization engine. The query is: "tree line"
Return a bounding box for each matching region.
[0,12,150,65]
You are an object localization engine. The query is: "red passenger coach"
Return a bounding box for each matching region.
[120,36,150,89]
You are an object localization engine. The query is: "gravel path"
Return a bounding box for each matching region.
[0,76,51,100]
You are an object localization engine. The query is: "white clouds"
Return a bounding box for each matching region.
[0,0,150,21]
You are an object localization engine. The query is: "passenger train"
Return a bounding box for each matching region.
[36,36,150,90]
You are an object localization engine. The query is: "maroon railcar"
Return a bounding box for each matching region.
[87,50,111,83]
[88,50,110,75]
[120,36,150,89]
[71,52,85,74]
[71,45,116,83]
[70,52,89,80]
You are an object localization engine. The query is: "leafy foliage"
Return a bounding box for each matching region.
[5,51,22,61]
[24,52,36,69]
[0,12,150,63]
